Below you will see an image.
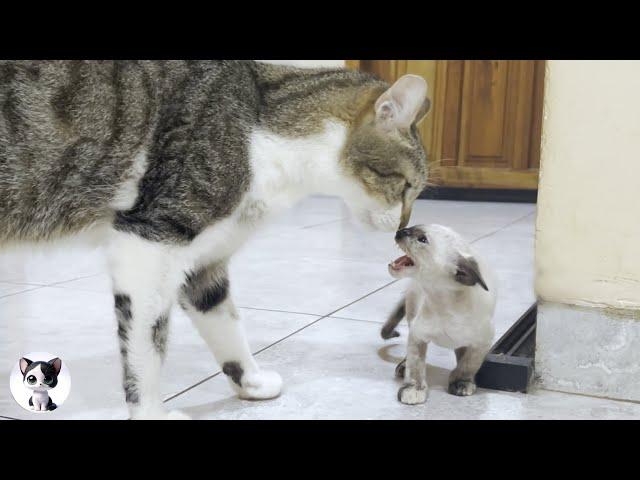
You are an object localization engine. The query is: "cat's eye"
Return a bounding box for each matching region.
[418,235,428,244]
[43,376,53,385]
[27,375,36,385]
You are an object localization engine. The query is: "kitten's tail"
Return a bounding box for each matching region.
[380,299,405,340]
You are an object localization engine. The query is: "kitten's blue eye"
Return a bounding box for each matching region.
[27,375,36,385]
[418,235,428,244]
[43,376,53,385]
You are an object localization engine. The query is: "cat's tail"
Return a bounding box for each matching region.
[380,299,405,340]
[47,398,57,411]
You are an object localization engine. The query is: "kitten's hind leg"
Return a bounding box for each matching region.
[180,262,282,400]
[108,232,190,420]
[448,344,490,396]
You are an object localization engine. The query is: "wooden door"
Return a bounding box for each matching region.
[348,60,545,191]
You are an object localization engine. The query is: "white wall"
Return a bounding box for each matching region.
[257,60,345,68]
[536,61,640,310]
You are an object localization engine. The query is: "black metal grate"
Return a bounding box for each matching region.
[475,303,537,393]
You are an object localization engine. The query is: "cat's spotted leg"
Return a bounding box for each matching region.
[180,262,282,400]
[108,231,190,420]
[398,332,428,405]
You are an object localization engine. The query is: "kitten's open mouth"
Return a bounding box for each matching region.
[389,255,415,272]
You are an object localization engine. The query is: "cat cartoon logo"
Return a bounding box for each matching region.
[9,352,71,414]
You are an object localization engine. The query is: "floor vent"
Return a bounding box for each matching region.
[476,303,536,393]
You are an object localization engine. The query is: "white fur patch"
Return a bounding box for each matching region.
[109,150,148,211]
[247,120,350,209]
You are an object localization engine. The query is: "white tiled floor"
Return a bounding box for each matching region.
[1,196,639,420]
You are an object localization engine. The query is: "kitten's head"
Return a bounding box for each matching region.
[388,224,489,291]
[20,357,62,391]
[340,75,430,231]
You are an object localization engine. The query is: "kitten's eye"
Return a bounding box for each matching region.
[27,375,36,385]
[43,376,53,385]
[418,235,428,244]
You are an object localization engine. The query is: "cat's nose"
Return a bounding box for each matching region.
[395,228,412,240]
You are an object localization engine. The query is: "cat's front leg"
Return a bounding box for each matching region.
[108,231,190,420]
[398,332,428,405]
[180,262,282,400]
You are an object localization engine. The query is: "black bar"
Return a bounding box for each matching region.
[419,187,537,203]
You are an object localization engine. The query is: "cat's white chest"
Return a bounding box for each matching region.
[410,288,495,349]
[31,390,49,409]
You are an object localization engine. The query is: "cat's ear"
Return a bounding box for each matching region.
[48,358,62,375]
[19,358,33,375]
[375,75,430,130]
[454,255,489,291]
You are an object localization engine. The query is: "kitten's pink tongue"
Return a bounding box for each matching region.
[390,255,415,270]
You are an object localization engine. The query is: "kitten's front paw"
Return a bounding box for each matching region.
[448,380,477,396]
[238,370,282,400]
[397,384,428,405]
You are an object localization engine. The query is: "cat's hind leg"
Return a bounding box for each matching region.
[448,344,491,396]
[108,231,190,420]
[180,262,282,400]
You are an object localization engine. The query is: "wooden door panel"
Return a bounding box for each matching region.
[464,60,509,164]
[439,60,543,189]
[441,60,464,167]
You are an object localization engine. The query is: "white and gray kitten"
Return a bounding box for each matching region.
[381,224,496,405]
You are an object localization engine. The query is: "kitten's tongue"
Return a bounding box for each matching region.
[390,255,415,270]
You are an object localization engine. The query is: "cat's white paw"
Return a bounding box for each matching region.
[398,384,428,405]
[238,370,283,400]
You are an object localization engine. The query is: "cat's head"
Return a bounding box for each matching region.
[340,75,430,231]
[389,224,489,292]
[20,357,62,391]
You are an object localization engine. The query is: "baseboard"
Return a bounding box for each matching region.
[536,301,640,402]
[419,187,537,203]
[476,303,537,393]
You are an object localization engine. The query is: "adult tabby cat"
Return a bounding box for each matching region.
[0,61,430,419]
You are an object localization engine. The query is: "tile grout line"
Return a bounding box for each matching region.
[330,315,389,325]
[0,285,47,300]
[301,218,346,230]
[237,306,320,317]
[163,279,399,404]
[47,272,104,287]
[0,272,103,295]
[470,211,536,245]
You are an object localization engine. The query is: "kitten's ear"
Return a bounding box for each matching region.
[375,75,430,130]
[19,358,33,375]
[454,255,489,291]
[48,358,62,375]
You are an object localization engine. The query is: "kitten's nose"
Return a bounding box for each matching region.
[395,228,412,240]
